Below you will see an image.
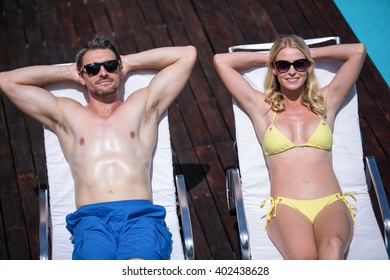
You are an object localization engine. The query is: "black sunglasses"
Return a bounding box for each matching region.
[81,59,120,77]
[273,59,309,73]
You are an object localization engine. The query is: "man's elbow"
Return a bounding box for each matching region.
[183,45,197,65]
[0,71,10,93]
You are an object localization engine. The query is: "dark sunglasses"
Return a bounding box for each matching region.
[81,59,120,77]
[273,59,309,73]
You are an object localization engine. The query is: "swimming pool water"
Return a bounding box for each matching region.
[334,0,390,87]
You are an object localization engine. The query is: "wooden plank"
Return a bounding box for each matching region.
[138,0,171,48]
[357,82,390,157]
[86,0,113,36]
[157,2,240,258]
[360,118,390,201]
[243,0,281,41]
[0,2,10,72]
[4,229,30,259]
[104,0,138,54]
[174,87,213,147]
[360,117,390,235]
[177,148,236,259]
[2,3,35,175]
[295,0,331,37]
[195,144,240,258]
[118,0,153,52]
[70,0,95,45]
[0,206,7,259]
[2,1,29,68]
[0,97,13,260]
[153,0,238,254]
[54,0,81,62]
[19,1,57,187]
[0,180,30,259]
[168,100,198,151]
[19,0,47,65]
[156,0,188,45]
[180,0,236,138]
[35,0,66,64]
[169,98,213,259]
[185,185,213,259]
[10,1,48,194]
[17,173,40,260]
[1,2,35,260]
[159,1,234,146]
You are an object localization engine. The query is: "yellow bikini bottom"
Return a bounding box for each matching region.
[260,192,357,230]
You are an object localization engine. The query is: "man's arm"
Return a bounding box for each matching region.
[0,63,81,131]
[121,45,197,119]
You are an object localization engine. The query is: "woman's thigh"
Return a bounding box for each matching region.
[313,200,354,258]
[266,204,318,259]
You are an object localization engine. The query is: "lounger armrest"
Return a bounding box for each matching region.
[39,188,49,260]
[175,174,195,260]
[365,156,390,256]
[226,168,251,260]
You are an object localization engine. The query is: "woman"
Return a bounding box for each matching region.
[213,35,366,259]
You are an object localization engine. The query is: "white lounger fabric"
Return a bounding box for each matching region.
[234,60,388,259]
[44,70,184,260]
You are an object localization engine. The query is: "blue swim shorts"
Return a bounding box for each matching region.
[65,200,172,260]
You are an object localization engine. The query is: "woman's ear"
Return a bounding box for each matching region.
[272,65,277,76]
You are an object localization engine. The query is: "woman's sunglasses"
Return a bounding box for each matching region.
[81,59,120,77]
[273,59,309,73]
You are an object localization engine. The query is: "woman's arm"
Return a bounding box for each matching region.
[213,51,269,118]
[311,43,366,113]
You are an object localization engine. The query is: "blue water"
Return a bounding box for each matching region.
[334,0,390,87]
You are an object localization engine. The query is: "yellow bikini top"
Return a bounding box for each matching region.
[263,112,333,156]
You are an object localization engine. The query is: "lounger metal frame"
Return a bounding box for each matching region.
[365,156,390,256]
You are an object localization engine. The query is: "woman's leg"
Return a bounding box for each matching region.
[266,204,318,259]
[313,200,354,259]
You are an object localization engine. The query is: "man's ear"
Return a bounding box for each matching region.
[79,72,86,86]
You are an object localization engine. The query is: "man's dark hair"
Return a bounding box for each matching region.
[75,36,121,71]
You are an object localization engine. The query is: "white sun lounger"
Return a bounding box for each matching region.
[39,70,194,260]
[226,37,390,260]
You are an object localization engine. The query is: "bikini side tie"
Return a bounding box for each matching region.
[260,197,277,231]
[338,191,358,224]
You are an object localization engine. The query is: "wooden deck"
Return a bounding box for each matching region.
[0,0,389,260]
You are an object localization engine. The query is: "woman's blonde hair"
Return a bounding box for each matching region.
[264,34,326,116]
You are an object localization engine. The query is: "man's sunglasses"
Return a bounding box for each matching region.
[81,59,120,77]
[273,59,309,73]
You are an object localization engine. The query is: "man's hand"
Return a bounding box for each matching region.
[70,62,85,85]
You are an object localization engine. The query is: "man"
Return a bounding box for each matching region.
[0,36,197,260]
